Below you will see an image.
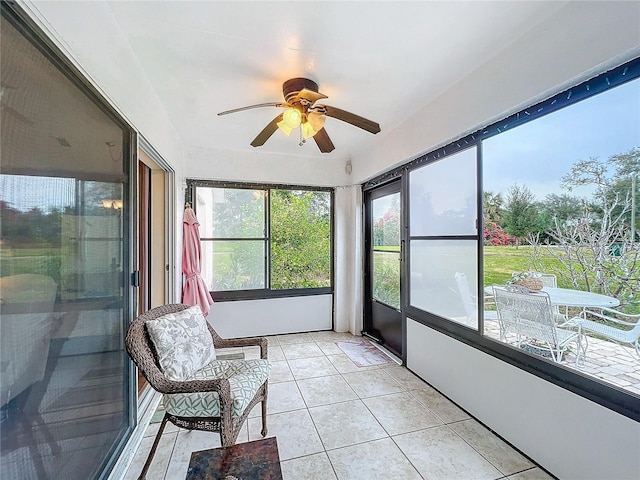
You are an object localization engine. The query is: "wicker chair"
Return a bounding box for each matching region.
[125,304,270,480]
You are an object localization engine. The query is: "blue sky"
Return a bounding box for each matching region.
[483,78,640,201]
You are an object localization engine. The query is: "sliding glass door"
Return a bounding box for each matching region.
[1,6,134,479]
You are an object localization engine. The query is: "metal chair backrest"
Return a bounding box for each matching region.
[493,285,558,345]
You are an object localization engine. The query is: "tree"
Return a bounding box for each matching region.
[483,191,503,224]
[502,184,539,248]
[528,148,640,306]
[270,190,331,289]
[561,149,640,237]
[540,193,584,226]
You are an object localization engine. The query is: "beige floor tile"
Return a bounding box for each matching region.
[383,365,429,390]
[164,429,221,479]
[242,345,261,359]
[326,353,378,374]
[281,342,325,360]
[143,419,179,438]
[410,386,471,423]
[276,333,315,344]
[122,431,177,480]
[308,331,356,341]
[450,418,534,475]
[216,346,243,356]
[297,375,358,407]
[265,380,306,414]
[308,399,387,450]
[363,392,442,435]
[288,356,339,380]
[125,327,553,480]
[394,425,502,480]
[315,341,345,356]
[328,437,422,480]
[509,467,556,480]
[342,369,404,398]
[247,409,324,461]
[281,452,337,480]
[267,360,295,383]
[268,344,286,361]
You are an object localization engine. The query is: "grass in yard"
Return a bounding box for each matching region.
[374,245,400,252]
[483,246,568,287]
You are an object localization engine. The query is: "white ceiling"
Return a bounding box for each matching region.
[15,0,640,187]
[25,0,574,163]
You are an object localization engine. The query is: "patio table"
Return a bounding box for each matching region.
[485,286,620,309]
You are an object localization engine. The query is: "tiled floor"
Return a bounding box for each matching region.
[124,331,555,480]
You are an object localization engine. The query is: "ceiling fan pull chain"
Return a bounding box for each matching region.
[298,127,305,146]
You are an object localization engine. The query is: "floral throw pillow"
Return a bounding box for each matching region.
[145,306,216,381]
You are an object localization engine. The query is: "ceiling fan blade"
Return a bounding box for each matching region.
[313,128,335,153]
[322,105,381,134]
[251,113,283,147]
[218,102,288,116]
[297,88,328,105]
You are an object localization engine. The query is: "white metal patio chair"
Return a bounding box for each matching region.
[577,308,640,361]
[520,271,567,321]
[454,272,498,324]
[492,285,582,364]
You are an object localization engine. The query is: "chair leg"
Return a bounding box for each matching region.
[19,414,49,480]
[261,382,268,437]
[30,410,62,456]
[138,413,169,480]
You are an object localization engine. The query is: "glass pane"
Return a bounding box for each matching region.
[197,187,265,238]
[202,240,265,290]
[271,190,331,289]
[410,239,478,327]
[410,147,477,236]
[372,193,401,309]
[482,76,640,394]
[1,13,130,480]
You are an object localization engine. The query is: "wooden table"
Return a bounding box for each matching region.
[186,437,283,480]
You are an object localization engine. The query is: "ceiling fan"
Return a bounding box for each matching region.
[217,78,381,153]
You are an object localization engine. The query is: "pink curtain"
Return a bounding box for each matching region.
[182,204,214,316]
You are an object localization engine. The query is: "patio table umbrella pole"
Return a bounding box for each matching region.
[182,203,214,316]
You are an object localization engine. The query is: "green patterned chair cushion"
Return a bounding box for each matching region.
[164,359,271,418]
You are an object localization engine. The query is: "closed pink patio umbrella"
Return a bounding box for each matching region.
[182,203,214,316]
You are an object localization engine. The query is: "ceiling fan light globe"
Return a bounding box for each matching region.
[301,121,316,139]
[282,108,302,129]
[307,111,326,131]
[277,120,293,136]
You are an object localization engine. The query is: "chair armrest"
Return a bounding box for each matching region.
[214,336,268,359]
[151,374,232,396]
[580,309,639,327]
[557,316,583,328]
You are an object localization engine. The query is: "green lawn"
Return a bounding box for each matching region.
[483,245,561,287]
[374,245,400,252]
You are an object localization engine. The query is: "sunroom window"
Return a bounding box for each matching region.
[189,182,332,300]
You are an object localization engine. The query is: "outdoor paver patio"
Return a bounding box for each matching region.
[484,319,640,396]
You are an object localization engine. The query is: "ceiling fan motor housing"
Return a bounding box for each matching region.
[283,78,319,104]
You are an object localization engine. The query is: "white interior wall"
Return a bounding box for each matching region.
[182,147,350,188]
[334,185,364,335]
[208,295,332,338]
[352,1,640,183]
[407,319,640,479]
